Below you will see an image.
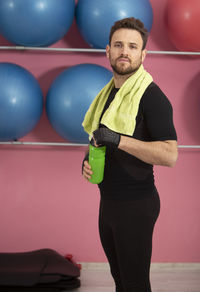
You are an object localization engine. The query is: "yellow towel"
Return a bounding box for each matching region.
[82,65,153,138]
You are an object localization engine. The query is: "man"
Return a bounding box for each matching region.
[82,17,178,292]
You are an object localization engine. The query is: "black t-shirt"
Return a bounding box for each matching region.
[98,82,177,200]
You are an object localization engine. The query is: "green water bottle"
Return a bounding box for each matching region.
[89,144,106,184]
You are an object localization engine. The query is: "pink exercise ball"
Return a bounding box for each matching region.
[165,0,200,51]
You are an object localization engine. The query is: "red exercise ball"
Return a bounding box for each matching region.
[165,0,200,51]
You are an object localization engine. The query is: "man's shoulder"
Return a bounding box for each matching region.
[141,82,172,111]
[144,82,165,95]
[142,82,168,102]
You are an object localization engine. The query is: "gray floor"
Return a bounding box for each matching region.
[73,263,200,292]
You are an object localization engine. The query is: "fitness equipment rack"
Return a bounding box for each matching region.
[0,46,199,149]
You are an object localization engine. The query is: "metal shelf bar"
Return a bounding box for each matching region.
[0,46,105,53]
[0,45,200,55]
[178,145,200,149]
[0,141,87,147]
[0,141,200,148]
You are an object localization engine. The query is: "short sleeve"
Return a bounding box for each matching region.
[142,83,177,141]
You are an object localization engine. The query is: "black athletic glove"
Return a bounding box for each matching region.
[93,128,120,149]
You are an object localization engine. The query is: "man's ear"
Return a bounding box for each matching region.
[106,45,110,59]
[141,49,147,63]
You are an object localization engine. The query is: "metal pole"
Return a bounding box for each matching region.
[0,141,200,148]
[178,145,200,149]
[0,141,88,147]
[0,45,200,55]
[148,50,200,56]
[0,46,105,53]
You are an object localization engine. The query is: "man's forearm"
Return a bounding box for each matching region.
[118,136,178,167]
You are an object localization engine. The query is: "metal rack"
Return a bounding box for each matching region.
[0,141,199,149]
[0,45,199,149]
[0,45,200,55]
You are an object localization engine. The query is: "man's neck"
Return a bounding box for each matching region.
[113,72,133,88]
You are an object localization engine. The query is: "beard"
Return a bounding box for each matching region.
[110,55,142,76]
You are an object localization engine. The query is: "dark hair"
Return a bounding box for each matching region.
[109,17,149,50]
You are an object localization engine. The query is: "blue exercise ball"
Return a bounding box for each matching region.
[76,0,153,48]
[0,63,43,141]
[0,0,75,47]
[46,64,112,143]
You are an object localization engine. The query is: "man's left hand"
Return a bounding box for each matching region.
[93,128,120,148]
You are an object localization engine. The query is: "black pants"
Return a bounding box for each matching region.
[99,190,160,292]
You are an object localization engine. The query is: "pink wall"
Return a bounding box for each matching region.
[0,0,200,262]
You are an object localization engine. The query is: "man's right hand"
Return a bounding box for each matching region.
[82,160,93,181]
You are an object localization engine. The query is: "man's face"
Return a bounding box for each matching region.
[106,28,146,76]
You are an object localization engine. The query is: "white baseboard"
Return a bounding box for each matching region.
[80,262,200,271]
